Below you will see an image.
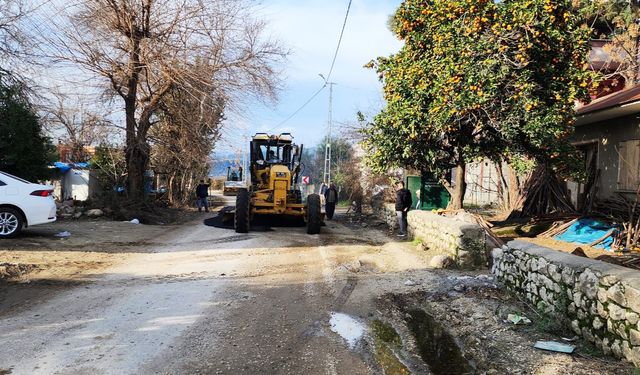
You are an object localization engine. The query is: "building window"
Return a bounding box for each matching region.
[618,140,640,191]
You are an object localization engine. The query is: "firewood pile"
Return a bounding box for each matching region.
[507,165,575,219]
[539,217,579,238]
[593,192,640,251]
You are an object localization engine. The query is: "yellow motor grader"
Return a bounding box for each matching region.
[234,133,323,234]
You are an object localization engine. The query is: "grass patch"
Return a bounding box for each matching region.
[370,320,409,374]
[371,319,402,346]
[576,340,607,359]
[531,308,573,337]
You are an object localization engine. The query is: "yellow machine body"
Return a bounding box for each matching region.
[234,133,322,234]
[251,164,305,216]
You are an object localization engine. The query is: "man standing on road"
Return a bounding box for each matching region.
[395,181,412,237]
[196,179,210,213]
[324,183,338,220]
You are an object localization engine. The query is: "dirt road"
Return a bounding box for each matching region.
[0,209,432,374]
[0,206,635,374]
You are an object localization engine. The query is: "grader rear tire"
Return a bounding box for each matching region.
[235,188,250,233]
[306,194,322,234]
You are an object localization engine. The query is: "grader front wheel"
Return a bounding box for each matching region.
[235,188,251,233]
[306,194,322,234]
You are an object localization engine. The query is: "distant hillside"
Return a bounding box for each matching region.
[209,153,243,177]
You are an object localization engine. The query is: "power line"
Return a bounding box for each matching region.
[267,85,326,132]
[325,0,352,83]
[269,0,353,132]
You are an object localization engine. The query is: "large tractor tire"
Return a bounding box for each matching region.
[306,194,322,235]
[235,188,251,233]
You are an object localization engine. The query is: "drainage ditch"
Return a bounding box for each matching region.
[405,308,473,375]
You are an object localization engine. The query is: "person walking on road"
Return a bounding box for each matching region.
[324,183,338,220]
[395,181,412,237]
[196,179,210,213]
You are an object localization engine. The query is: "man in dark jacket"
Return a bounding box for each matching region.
[395,181,412,237]
[196,179,210,212]
[324,183,338,220]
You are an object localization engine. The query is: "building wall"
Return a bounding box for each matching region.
[572,114,640,200]
[464,159,508,207]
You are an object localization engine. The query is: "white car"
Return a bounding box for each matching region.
[0,171,57,238]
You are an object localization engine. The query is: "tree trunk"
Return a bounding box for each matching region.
[125,140,150,200]
[168,173,176,205]
[448,162,467,210]
[508,164,521,211]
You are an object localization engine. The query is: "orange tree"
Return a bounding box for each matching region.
[363,0,593,209]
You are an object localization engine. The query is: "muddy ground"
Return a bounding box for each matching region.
[0,204,636,374]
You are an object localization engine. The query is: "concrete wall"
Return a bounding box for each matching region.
[493,240,640,365]
[465,159,508,207]
[572,114,640,200]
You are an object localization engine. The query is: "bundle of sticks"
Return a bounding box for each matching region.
[508,165,576,219]
[593,191,640,251]
[540,217,578,237]
[471,213,505,249]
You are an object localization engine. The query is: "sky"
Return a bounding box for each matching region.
[217,0,403,154]
[17,0,403,155]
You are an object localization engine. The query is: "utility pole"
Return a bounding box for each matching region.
[323,81,336,185]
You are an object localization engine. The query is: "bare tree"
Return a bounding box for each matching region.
[43,90,115,161]
[0,0,28,77]
[45,0,286,199]
[151,66,225,205]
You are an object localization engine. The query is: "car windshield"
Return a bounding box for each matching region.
[0,171,31,184]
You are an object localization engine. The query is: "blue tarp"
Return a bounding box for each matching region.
[554,218,617,251]
[53,162,72,174]
[52,161,91,174]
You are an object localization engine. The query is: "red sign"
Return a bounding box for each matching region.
[302,176,310,185]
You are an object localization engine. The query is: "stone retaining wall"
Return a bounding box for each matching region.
[492,240,640,365]
[377,203,487,269]
[408,210,487,269]
[380,203,398,230]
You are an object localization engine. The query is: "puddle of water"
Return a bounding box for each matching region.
[370,320,410,374]
[405,309,473,375]
[329,312,366,348]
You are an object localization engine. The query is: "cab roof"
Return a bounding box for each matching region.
[252,133,293,143]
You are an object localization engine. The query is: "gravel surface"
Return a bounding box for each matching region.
[0,204,635,374]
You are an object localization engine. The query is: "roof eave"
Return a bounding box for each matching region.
[575,100,640,126]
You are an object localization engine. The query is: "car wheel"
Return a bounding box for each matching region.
[0,208,23,238]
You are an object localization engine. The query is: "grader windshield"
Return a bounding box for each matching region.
[251,134,299,166]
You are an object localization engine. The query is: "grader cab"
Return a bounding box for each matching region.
[234,133,322,234]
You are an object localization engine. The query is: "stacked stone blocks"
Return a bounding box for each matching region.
[493,240,640,365]
[407,209,486,269]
